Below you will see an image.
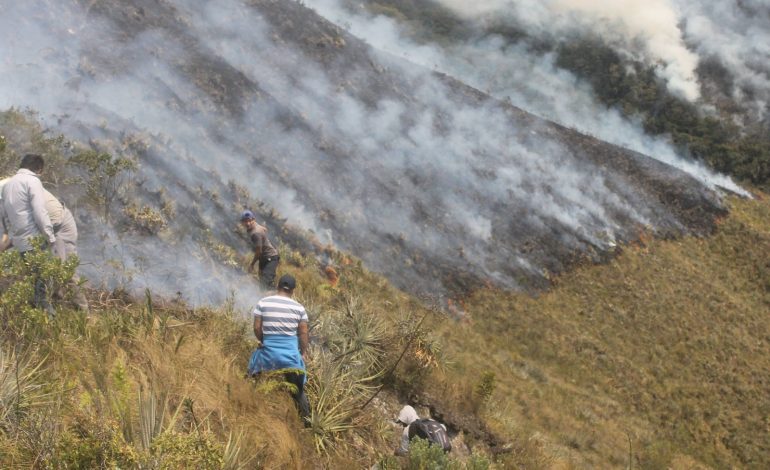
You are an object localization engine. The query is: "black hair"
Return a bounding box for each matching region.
[20,154,45,173]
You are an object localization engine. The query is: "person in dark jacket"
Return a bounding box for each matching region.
[395,405,451,455]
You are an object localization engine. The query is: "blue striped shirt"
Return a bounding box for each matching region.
[253,295,308,336]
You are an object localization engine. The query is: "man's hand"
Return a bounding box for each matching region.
[0,235,11,252]
[249,252,259,274]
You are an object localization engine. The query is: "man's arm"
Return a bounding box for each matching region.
[0,234,11,252]
[253,315,263,343]
[395,427,410,456]
[0,203,7,241]
[248,251,260,273]
[298,321,309,362]
[28,179,55,243]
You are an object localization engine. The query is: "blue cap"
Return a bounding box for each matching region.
[240,210,255,221]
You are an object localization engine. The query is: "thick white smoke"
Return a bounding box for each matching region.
[304,0,747,196]
[0,0,729,303]
[435,0,701,101]
[675,0,770,122]
[435,0,770,121]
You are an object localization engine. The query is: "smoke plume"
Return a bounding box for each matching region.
[0,0,730,306]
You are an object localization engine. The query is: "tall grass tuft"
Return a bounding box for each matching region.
[222,429,259,470]
[0,346,50,428]
[305,350,379,453]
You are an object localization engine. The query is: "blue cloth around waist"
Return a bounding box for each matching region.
[248,334,305,377]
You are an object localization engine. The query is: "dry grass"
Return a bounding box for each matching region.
[2,193,767,467]
[437,193,770,468]
[3,105,769,466]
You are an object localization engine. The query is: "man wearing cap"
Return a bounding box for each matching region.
[240,210,280,289]
[248,274,311,419]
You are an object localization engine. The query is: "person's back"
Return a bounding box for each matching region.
[396,405,451,455]
[0,154,55,252]
[43,189,78,259]
[42,188,88,312]
[248,274,311,419]
[43,189,65,228]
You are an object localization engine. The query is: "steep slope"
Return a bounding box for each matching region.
[441,194,770,468]
[330,0,770,189]
[2,110,770,468]
[0,0,731,305]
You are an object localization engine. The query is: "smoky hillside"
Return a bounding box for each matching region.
[318,0,770,189]
[0,0,737,304]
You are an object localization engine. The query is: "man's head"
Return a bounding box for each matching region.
[20,154,44,174]
[397,405,418,426]
[240,210,256,228]
[277,274,296,295]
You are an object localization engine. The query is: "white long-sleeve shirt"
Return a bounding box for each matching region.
[0,169,55,252]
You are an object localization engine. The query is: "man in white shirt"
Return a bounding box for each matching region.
[0,154,56,252]
[0,154,57,315]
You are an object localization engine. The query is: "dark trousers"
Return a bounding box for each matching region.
[20,250,55,318]
[258,255,279,290]
[284,371,310,420]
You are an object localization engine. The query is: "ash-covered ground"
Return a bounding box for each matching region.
[0,0,731,304]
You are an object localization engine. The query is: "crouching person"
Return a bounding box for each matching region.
[44,188,89,312]
[248,274,311,420]
[395,405,451,456]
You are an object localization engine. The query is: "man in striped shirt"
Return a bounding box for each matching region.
[249,274,311,419]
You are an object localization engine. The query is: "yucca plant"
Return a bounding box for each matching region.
[305,349,379,453]
[336,296,389,368]
[0,346,50,429]
[317,295,390,370]
[222,429,259,470]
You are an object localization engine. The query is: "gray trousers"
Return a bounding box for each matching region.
[53,209,88,311]
[53,208,78,261]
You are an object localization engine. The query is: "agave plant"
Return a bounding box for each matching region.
[317,295,390,371]
[0,346,50,428]
[305,349,380,453]
[222,429,259,470]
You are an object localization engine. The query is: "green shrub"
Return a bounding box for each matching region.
[474,371,496,407]
[53,414,138,469]
[0,238,78,338]
[124,204,167,234]
[68,150,136,219]
[151,431,224,469]
[407,437,453,470]
[407,438,491,470]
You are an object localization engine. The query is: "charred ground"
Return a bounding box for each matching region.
[4,0,731,303]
